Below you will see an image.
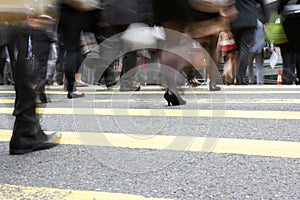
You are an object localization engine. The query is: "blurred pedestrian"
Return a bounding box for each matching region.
[0,15,61,155]
[278,0,300,85]
[247,19,266,85]
[0,47,6,85]
[230,0,270,85]
[30,15,57,103]
[90,0,154,91]
[153,0,191,105]
[57,1,101,98]
[217,29,237,85]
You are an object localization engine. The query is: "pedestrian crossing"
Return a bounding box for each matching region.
[1,129,300,158]
[0,85,300,199]
[0,183,170,200]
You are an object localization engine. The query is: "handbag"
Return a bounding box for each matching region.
[64,0,101,11]
[265,13,288,45]
[263,43,271,60]
[188,0,235,13]
[121,23,158,50]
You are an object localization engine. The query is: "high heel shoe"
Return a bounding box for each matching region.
[164,89,186,106]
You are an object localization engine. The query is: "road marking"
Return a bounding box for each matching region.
[1,98,300,104]
[0,183,170,200]
[1,90,300,95]
[1,130,300,159]
[1,108,300,119]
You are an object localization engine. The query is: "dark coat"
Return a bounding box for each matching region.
[153,0,191,23]
[230,0,270,30]
[31,29,54,57]
[100,0,154,25]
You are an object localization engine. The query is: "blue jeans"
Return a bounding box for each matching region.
[247,51,264,84]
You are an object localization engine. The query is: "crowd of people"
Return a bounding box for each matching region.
[1,0,299,155]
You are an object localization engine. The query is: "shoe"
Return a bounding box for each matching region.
[10,132,61,155]
[36,98,51,104]
[55,73,64,85]
[209,85,221,91]
[67,91,85,99]
[46,79,54,86]
[37,92,51,104]
[76,80,88,87]
[119,85,141,91]
[188,78,201,88]
[164,89,186,106]
[295,78,300,85]
[105,78,119,88]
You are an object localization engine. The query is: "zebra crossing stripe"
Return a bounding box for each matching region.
[0,183,170,200]
[1,130,300,159]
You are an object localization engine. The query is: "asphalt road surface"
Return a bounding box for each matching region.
[0,84,300,199]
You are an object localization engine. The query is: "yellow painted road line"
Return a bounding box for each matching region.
[0,183,170,200]
[85,99,300,104]
[1,130,300,159]
[1,90,300,95]
[44,84,300,90]
[0,100,14,103]
[2,98,300,104]
[1,108,300,120]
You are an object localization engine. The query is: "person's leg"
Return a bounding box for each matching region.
[7,41,16,84]
[205,35,222,91]
[59,4,84,98]
[160,50,187,106]
[278,43,296,84]
[233,28,255,84]
[119,50,140,91]
[34,53,50,103]
[87,25,123,88]
[255,52,264,85]
[159,21,188,105]
[247,52,255,84]
[0,46,5,85]
[55,44,65,85]
[9,25,60,155]
[64,50,85,98]
[75,53,88,87]
[294,51,300,84]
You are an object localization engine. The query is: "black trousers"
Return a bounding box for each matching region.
[31,29,52,93]
[232,28,255,84]
[284,17,300,80]
[58,4,102,91]
[7,25,48,148]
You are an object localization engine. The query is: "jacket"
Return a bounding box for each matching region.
[249,20,266,53]
[100,0,154,25]
[231,0,270,29]
[153,0,190,23]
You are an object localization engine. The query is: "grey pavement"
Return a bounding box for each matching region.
[0,84,300,199]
